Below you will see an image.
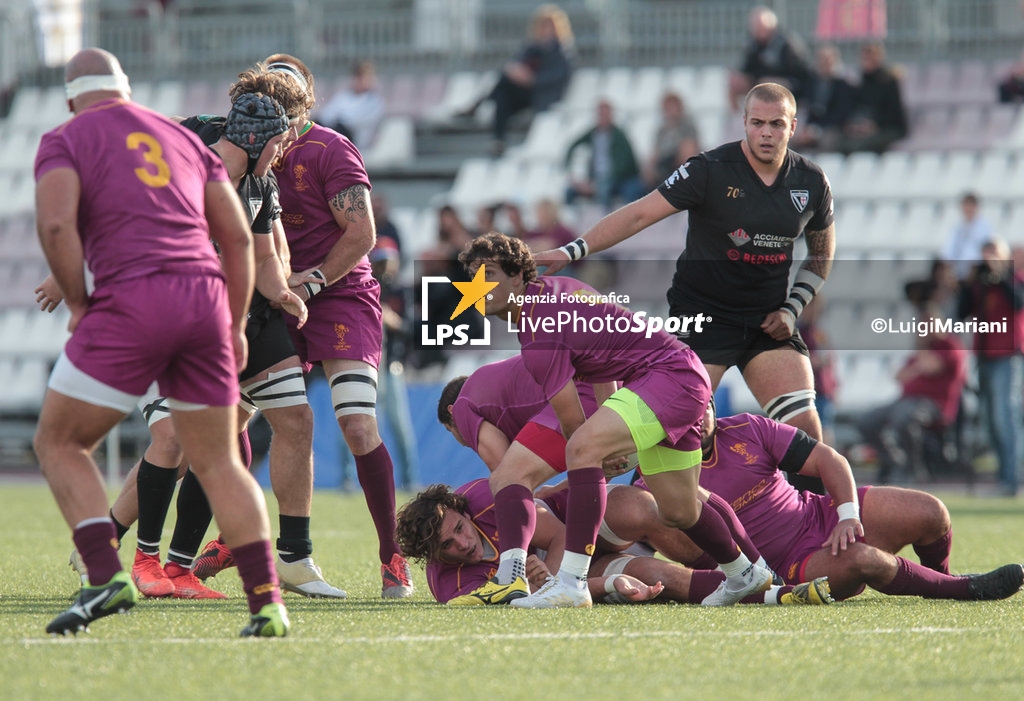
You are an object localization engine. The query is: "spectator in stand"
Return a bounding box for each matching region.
[791,44,856,152]
[564,99,645,211]
[835,42,908,154]
[460,4,575,156]
[856,306,968,484]
[521,198,576,252]
[642,92,700,190]
[796,296,838,446]
[958,238,1024,497]
[317,60,384,151]
[997,49,1024,104]
[904,258,961,319]
[499,201,529,241]
[942,193,995,282]
[728,5,815,111]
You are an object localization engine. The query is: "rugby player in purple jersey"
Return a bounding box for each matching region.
[33,48,287,637]
[454,232,774,608]
[436,354,776,605]
[395,479,830,606]
[262,54,413,597]
[46,69,348,601]
[688,400,1023,601]
[538,83,835,496]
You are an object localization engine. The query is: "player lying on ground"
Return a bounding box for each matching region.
[395,479,831,606]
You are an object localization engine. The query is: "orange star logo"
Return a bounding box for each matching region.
[449,264,498,320]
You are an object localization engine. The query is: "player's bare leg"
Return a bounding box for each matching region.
[859,486,953,573]
[35,390,138,634]
[171,404,287,629]
[326,357,412,597]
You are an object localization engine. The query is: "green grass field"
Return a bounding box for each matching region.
[2,481,1023,701]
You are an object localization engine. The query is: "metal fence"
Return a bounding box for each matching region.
[6,0,1024,87]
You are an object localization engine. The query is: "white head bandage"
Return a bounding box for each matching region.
[267,62,309,92]
[65,72,131,100]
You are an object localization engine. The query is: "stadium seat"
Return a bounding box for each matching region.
[901,200,942,253]
[561,67,601,115]
[0,172,34,216]
[898,107,952,152]
[520,161,568,210]
[664,66,698,105]
[425,70,484,123]
[626,112,658,166]
[835,351,902,414]
[516,110,570,164]
[986,103,1019,148]
[488,158,526,203]
[911,150,977,202]
[629,66,667,116]
[873,151,914,198]
[955,59,997,106]
[915,61,955,108]
[813,152,845,193]
[363,116,415,170]
[446,158,494,210]
[5,86,43,128]
[0,357,48,413]
[944,105,988,151]
[833,201,873,255]
[839,152,881,200]
[597,66,635,114]
[689,65,729,115]
[999,202,1024,246]
[0,128,39,174]
[867,201,906,254]
[974,151,1018,201]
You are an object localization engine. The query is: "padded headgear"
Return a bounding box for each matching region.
[224,92,289,160]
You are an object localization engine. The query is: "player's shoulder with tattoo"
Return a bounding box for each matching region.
[329,183,370,223]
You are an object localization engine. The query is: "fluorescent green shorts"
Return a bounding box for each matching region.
[604,387,702,476]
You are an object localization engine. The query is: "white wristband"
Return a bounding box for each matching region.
[302,268,327,298]
[604,574,625,594]
[559,237,590,262]
[836,501,860,522]
[781,269,826,320]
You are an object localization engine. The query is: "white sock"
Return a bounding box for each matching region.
[719,554,753,579]
[764,586,781,605]
[496,548,527,584]
[557,551,591,585]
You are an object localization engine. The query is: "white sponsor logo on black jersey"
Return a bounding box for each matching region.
[664,163,690,188]
[728,228,750,247]
[248,197,262,221]
[790,190,809,213]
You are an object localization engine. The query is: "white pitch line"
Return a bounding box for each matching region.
[9,627,997,646]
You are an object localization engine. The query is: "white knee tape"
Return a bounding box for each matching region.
[600,554,635,577]
[241,367,309,412]
[762,389,817,423]
[330,367,379,417]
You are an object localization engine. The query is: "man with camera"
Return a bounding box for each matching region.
[959,238,1024,497]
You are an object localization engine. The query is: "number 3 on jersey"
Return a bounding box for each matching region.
[126,132,171,187]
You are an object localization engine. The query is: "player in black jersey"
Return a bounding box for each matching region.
[68,73,349,599]
[539,83,835,493]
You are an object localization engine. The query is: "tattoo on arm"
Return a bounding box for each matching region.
[803,223,835,279]
[329,184,369,224]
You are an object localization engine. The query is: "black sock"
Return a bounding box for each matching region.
[277,515,312,563]
[167,469,213,567]
[109,510,130,545]
[136,459,178,556]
